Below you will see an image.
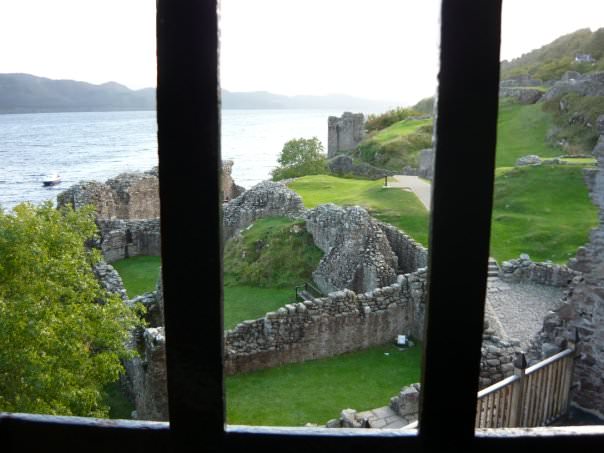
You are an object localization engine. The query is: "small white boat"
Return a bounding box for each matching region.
[42,174,62,186]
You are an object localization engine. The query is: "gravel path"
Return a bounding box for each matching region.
[388,175,431,211]
[485,278,564,349]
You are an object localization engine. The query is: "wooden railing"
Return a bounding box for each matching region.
[401,347,576,430]
[475,348,575,428]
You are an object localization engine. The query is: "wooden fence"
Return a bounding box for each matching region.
[399,347,576,430]
[475,347,575,428]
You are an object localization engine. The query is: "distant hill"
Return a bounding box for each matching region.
[221,89,393,111]
[501,28,604,82]
[0,73,394,114]
[0,74,155,113]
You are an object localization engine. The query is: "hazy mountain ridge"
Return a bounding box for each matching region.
[221,89,393,111]
[0,73,394,113]
[0,73,156,113]
[501,28,604,82]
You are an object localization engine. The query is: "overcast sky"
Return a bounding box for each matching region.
[0,1,602,105]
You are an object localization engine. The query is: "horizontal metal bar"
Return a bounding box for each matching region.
[477,375,520,399]
[526,349,574,375]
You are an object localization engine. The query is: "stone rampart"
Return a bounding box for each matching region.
[541,71,604,102]
[98,219,161,263]
[224,270,427,375]
[222,159,245,201]
[328,112,365,157]
[57,168,160,220]
[223,181,305,241]
[124,327,168,421]
[305,204,398,294]
[500,254,580,287]
[528,132,604,419]
[499,87,543,104]
[479,335,521,388]
[377,222,427,274]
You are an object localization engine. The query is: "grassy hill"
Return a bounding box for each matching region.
[501,28,604,82]
[495,99,560,166]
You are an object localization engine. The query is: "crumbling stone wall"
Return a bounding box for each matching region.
[224,270,428,375]
[479,335,521,388]
[530,131,604,419]
[97,219,161,263]
[500,254,580,287]
[57,168,160,220]
[377,221,427,274]
[93,261,168,420]
[327,112,365,157]
[222,159,245,201]
[305,204,398,294]
[223,181,305,241]
[124,327,168,421]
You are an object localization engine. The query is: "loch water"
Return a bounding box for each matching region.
[0,109,341,210]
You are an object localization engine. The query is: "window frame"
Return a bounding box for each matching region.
[2,0,604,451]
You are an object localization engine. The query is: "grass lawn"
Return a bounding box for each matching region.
[289,175,429,246]
[496,100,560,167]
[226,343,421,426]
[490,165,598,263]
[111,255,161,298]
[224,276,293,330]
[114,257,299,330]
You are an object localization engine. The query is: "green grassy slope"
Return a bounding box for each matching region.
[226,343,421,426]
[356,119,433,170]
[495,100,560,167]
[289,175,429,246]
[490,166,597,262]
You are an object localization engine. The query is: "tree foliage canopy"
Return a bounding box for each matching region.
[0,202,143,417]
[271,137,327,180]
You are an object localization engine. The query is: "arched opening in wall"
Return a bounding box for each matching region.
[0,1,164,422]
[477,0,604,429]
[220,0,438,429]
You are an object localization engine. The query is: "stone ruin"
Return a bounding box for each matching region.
[83,146,604,422]
[57,168,161,220]
[58,161,244,262]
[327,112,365,158]
[528,125,604,419]
[222,159,246,202]
[222,180,305,241]
[305,204,399,294]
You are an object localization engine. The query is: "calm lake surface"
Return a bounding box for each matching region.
[0,109,342,210]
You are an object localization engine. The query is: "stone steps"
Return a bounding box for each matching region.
[488,257,500,278]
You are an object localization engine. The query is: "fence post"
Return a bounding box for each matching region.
[509,352,527,427]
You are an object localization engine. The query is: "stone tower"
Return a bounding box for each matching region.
[328,112,365,158]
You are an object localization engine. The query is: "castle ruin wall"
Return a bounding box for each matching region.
[224,270,427,375]
[327,112,365,158]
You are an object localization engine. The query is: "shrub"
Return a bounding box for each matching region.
[365,107,422,132]
[271,137,327,181]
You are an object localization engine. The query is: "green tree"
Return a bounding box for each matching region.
[0,202,143,417]
[271,137,327,180]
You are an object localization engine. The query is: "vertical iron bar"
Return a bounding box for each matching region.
[419,0,502,444]
[157,1,224,451]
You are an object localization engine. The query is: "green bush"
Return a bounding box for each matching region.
[271,137,328,181]
[365,107,422,132]
[224,217,323,288]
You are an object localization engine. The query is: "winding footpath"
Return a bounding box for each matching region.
[388,175,432,211]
